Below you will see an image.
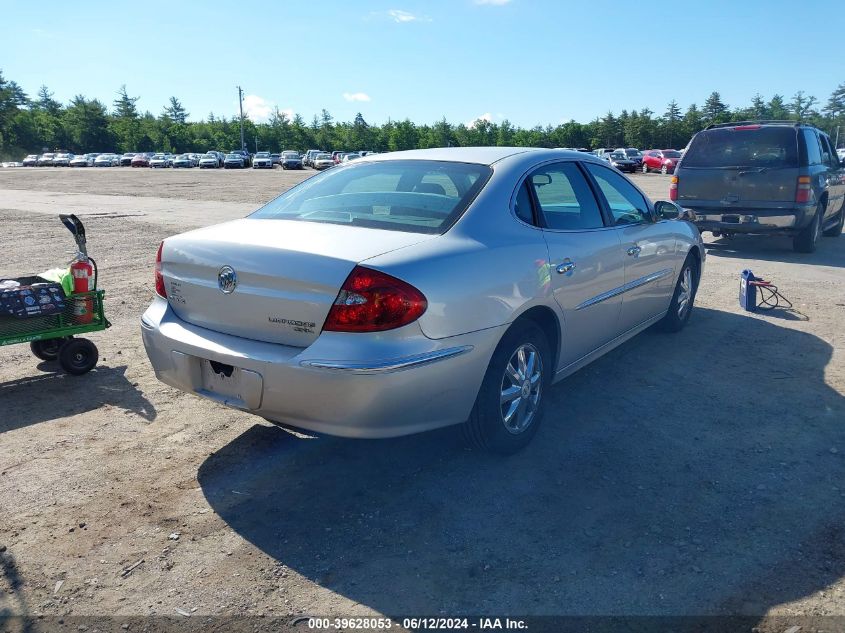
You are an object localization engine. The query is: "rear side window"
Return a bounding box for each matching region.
[527,162,604,230]
[803,129,822,165]
[251,160,491,234]
[514,181,535,224]
[683,127,798,168]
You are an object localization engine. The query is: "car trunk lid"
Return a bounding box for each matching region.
[161,219,433,347]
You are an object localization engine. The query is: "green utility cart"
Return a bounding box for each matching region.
[0,214,110,375]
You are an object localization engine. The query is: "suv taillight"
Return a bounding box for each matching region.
[795,176,814,204]
[669,175,679,201]
[155,242,166,298]
[323,266,427,333]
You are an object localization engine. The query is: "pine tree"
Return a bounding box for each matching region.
[749,93,768,119]
[111,85,141,151]
[683,104,703,137]
[790,91,818,121]
[663,100,682,147]
[702,91,728,123]
[768,95,789,120]
[823,82,845,119]
[162,97,188,124]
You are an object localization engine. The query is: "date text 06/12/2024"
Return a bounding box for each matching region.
[306,617,528,630]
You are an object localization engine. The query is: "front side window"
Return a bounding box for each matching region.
[527,162,604,230]
[584,163,650,225]
[251,160,491,234]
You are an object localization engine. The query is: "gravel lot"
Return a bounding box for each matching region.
[1,166,844,627]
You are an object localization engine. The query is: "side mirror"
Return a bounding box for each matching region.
[654,200,696,222]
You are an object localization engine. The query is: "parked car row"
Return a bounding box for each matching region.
[303,149,377,168]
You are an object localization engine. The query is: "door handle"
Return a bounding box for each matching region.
[556,260,576,275]
[627,245,642,257]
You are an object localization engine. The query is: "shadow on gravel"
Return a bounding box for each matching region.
[0,364,156,433]
[199,308,845,616]
[0,550,34,632]
[704,233,845,268]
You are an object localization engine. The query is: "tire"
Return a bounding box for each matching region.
[642,163,649,174]
[58,338,98,375]
[660,164,668,175]
[793,203,823,253]
[659,255,698,333]
[822,207,844,238]
[463,321,551,455]
[30,337,68,361]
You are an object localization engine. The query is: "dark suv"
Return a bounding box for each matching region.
[673,121,845,252]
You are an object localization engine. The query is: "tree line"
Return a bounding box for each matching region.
[1,69,844,161]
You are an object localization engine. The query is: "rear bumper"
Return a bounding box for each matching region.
[689,206,814,234]
[140,297,501,438]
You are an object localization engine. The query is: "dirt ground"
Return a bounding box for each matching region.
[1,166,844,628]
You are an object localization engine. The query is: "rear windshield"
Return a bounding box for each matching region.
[683,127,798,168]
[251,159,492,234]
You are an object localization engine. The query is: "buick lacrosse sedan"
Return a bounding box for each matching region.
[142,147,704,454]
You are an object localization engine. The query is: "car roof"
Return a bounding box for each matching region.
[357,146,597,166]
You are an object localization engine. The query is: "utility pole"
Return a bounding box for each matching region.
[237,86,245,151]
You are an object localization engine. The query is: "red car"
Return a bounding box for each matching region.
[131,153,151,167]
[641,149,682,174]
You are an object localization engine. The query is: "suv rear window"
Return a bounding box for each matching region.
[683,127,798,168]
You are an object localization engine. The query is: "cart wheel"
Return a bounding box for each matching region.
[30,337,69,361]
[59,338,99,375]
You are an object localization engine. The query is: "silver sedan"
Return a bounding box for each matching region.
[141,147,704,454]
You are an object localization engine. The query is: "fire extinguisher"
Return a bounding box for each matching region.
[71,254,95,324]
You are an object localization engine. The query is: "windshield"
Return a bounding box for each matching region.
[251,159,492,234]
[283,153,299,158]
[315,154,332,160]
[624,149,641,157]
[683,127,798,168]
[256,152,270,157]
[610,153,626,159]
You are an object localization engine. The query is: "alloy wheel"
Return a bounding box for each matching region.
[677,266,693,318]
[499,343,543,434]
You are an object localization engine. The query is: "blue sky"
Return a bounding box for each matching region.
[3,0,842,127]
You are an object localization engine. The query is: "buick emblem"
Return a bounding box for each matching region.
[218,265,238,294]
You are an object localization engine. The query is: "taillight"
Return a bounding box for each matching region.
[323,266,427,333]
[795,176,814,204]
[155,241,167,298]
[733,125,762,131]
[669,175,679,201]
